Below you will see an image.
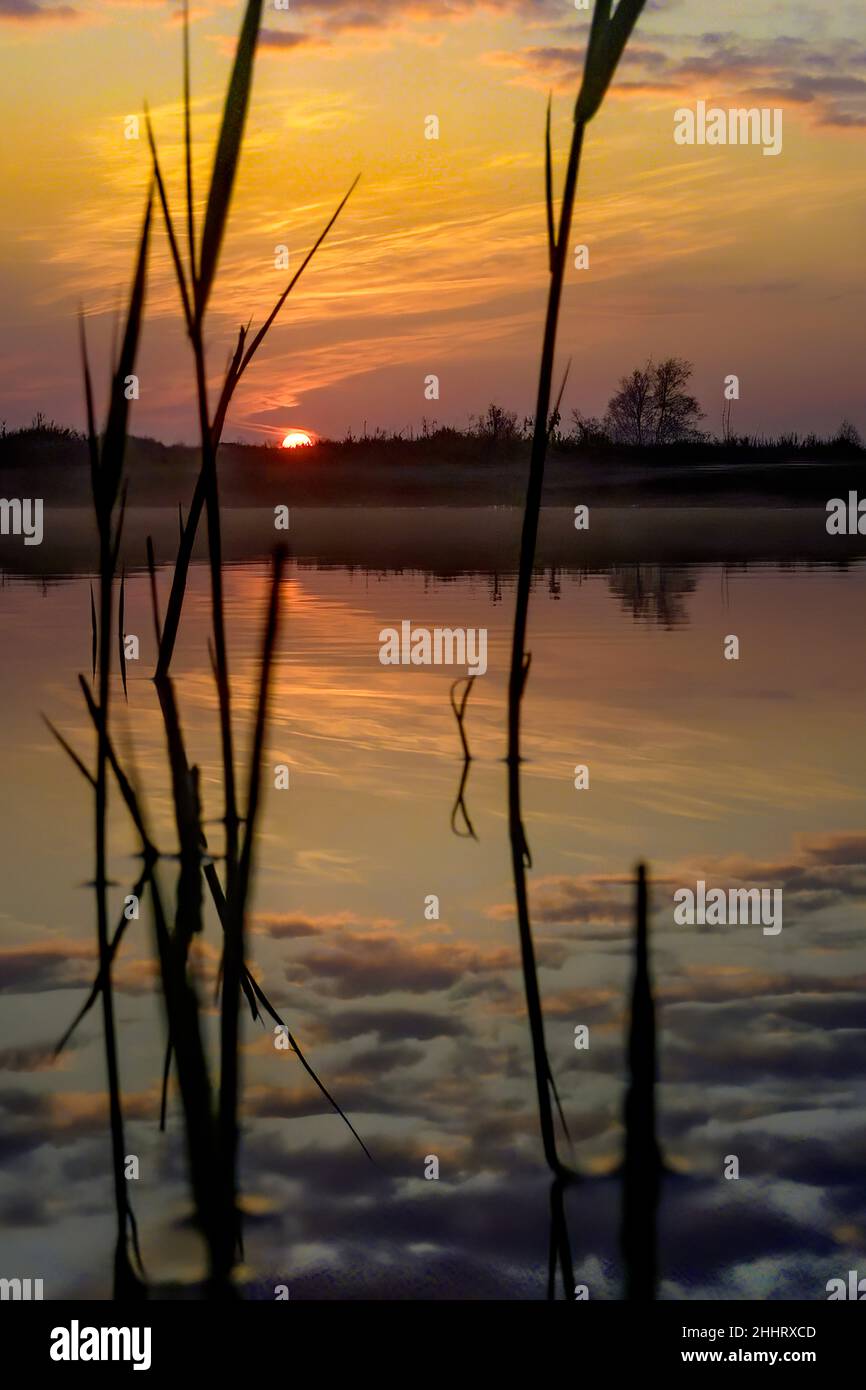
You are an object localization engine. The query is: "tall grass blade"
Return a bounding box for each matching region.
[504,0,646,1298]
[547,1061,572,1149]
[196,0,262,319]
[145,111,193,333]
[85,189,153,1303]
[90,585,97,680]
[100,191,153,514]
[118,568,128,700]
[182,0,196,287]
[79,676,155,850]
[156,170,356,684]
[78,313,99,497]
[146,536,162,647]
[55,865,153,1056]
[146,871,223,1290]
[605,0,647,81]
[216,546,285,1284]
[621,863,661,1300]
[203,857,374,1162]
[549,357,571,437]
[545,95,555,272]
[42,715,95,789]
[110,481,128,578]
[550,1177,575,1300]
[576,0,645,122]
[237,175,360,381]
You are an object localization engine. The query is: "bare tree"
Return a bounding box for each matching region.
[606,357,703,445]
[606,363,655,445]
[651,356,704,444]
[835,417,862,448]
[474,402,520,444]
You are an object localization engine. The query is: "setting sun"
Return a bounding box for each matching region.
[281,431,314,449]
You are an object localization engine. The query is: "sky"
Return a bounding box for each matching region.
[1,0,865,443]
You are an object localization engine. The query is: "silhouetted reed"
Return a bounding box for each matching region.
[449,675,478,839]
[69,191,153,1300]
[505,0,647,1298]
[147,0,356,691]
[45,0,367,1299]
[144,4,365,1287]
[621,863,662,1300]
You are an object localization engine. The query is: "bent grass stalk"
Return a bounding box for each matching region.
[449,676,478,839]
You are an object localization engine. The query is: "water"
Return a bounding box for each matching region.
[1,512,864,1299]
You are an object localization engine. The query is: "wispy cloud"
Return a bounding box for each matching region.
[486,29,866,127]
[515,829,866,936]
[0,0,81,23]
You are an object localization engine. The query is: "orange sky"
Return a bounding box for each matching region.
[1,0,865,442]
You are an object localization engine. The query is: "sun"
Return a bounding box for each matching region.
[281,430,314,449]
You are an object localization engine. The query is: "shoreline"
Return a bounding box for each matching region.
[2,438,865,512]
[2,504,864,581]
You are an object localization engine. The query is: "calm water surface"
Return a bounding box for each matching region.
[1,532,864,1299]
